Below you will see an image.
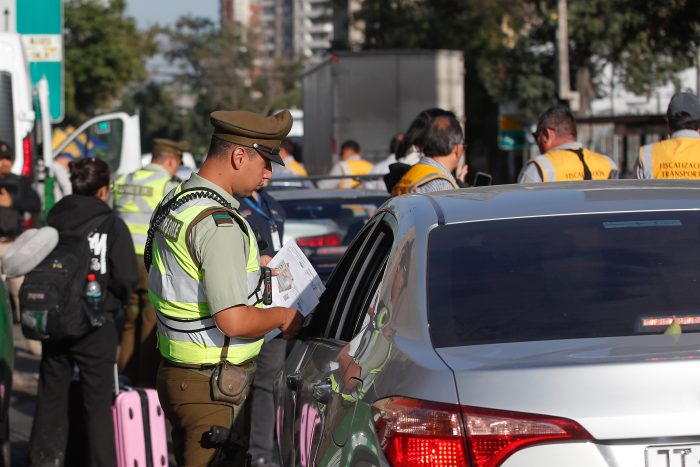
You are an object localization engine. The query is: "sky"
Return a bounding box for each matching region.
[125,0,218,28]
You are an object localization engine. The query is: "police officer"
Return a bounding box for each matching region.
[147,110,302,466]
[634,92,700,179]
[114,138,187,387]
[519,105,618,183]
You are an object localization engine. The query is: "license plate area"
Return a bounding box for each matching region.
[646,444,700,467]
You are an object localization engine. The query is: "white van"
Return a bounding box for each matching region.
[0,32,35,176]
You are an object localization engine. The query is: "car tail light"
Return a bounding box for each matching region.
[22,134,33,177]
[296,233,341,248]
[373,397,467,467]
[373,397,592,467]
[462,405,592,467]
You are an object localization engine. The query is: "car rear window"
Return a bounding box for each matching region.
[280,197,386,245]
[428,211,700,348]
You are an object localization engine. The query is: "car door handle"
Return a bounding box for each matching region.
[286,372,301,391]
[312,380,332,404]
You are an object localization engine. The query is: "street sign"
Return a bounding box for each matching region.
[16,0,63,123]
[498,115,526,151]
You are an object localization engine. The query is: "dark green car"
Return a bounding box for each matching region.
[0,281,13,467]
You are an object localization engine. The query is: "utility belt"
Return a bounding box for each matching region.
[161,356,255,372]
[163,336,256,406]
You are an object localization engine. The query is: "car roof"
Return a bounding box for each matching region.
[270,188,389,201]
[386,180,700,225]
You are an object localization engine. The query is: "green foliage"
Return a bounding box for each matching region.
[164,17,303,114]
[63,0,157,123]
[147,16,304,156]
[120,82,186,154]
[357,0,700,120]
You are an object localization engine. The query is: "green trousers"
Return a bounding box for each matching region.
[156,362,253,467]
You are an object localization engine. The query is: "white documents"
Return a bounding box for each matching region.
[264,241,325,341]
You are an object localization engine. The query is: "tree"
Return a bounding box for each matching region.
[120,82,187,154]
[356,0,700,120]
[63,0,157,123]
[163,15,304,139]
[165,17,263,112]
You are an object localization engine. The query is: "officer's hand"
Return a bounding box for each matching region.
[280,308,303,340]
[260,255,279,276]
[0,188,12,207]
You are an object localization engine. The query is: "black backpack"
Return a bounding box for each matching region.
[19,214,109,341]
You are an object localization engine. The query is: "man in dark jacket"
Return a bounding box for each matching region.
[0,140,41,321]
[29,158,138,467]
[236,185,289,467]
[236,185,286,257]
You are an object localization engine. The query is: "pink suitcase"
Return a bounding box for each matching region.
[113,386,169,467]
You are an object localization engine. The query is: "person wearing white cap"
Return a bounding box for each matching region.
[634,92,700,179]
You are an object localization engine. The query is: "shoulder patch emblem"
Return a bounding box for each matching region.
[213,213,234,226]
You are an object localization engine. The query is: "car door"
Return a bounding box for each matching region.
[275,212,395,466]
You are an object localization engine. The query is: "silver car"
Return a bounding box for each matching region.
[275,180,700,467]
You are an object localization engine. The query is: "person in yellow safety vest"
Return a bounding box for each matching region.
[147,110,303,467]
[113,138,187,388]
[391,112,465,196]
[278,138,307,176]
[519,105,618,183]
[319,139,374,189]
[634,92,700,179]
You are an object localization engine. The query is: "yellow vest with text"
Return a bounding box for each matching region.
[638,138,700,179]
[114,168,173,255]
[534,148,615,182]
[391,163,458,196]
[339,159,375,188]
[148,188,264,365]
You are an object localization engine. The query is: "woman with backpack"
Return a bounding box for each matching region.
[28,158,138,467]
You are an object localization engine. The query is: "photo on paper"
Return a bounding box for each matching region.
[276,261,295,293]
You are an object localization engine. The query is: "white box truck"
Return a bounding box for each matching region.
[301,50,465,174]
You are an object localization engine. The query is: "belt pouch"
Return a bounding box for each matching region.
[210,338,252,404]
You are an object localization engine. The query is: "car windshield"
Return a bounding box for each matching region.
[428,211,700,348]
[280,197,387,245]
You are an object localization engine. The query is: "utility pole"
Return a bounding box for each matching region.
[557,0,580,111]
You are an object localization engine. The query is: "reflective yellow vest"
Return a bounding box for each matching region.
[148,188,264,365]
[114,168,174,255]
[533,148,616,182]
[285,158,308,177]
[638,138,700,179]
[339,159,374,189]
[391,163,458,196]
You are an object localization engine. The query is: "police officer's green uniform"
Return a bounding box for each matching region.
[114,138,186,388]
[147,111,293,466]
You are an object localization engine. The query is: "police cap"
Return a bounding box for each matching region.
[210,109,293,165]
[153,138,189,156]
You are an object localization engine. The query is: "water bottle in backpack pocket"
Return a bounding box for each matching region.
[84,273,105,327]
[19,215,109,341]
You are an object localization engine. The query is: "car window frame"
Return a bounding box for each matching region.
[302,214,383,339]
[322,215,387,339]
[336,216,396,342]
